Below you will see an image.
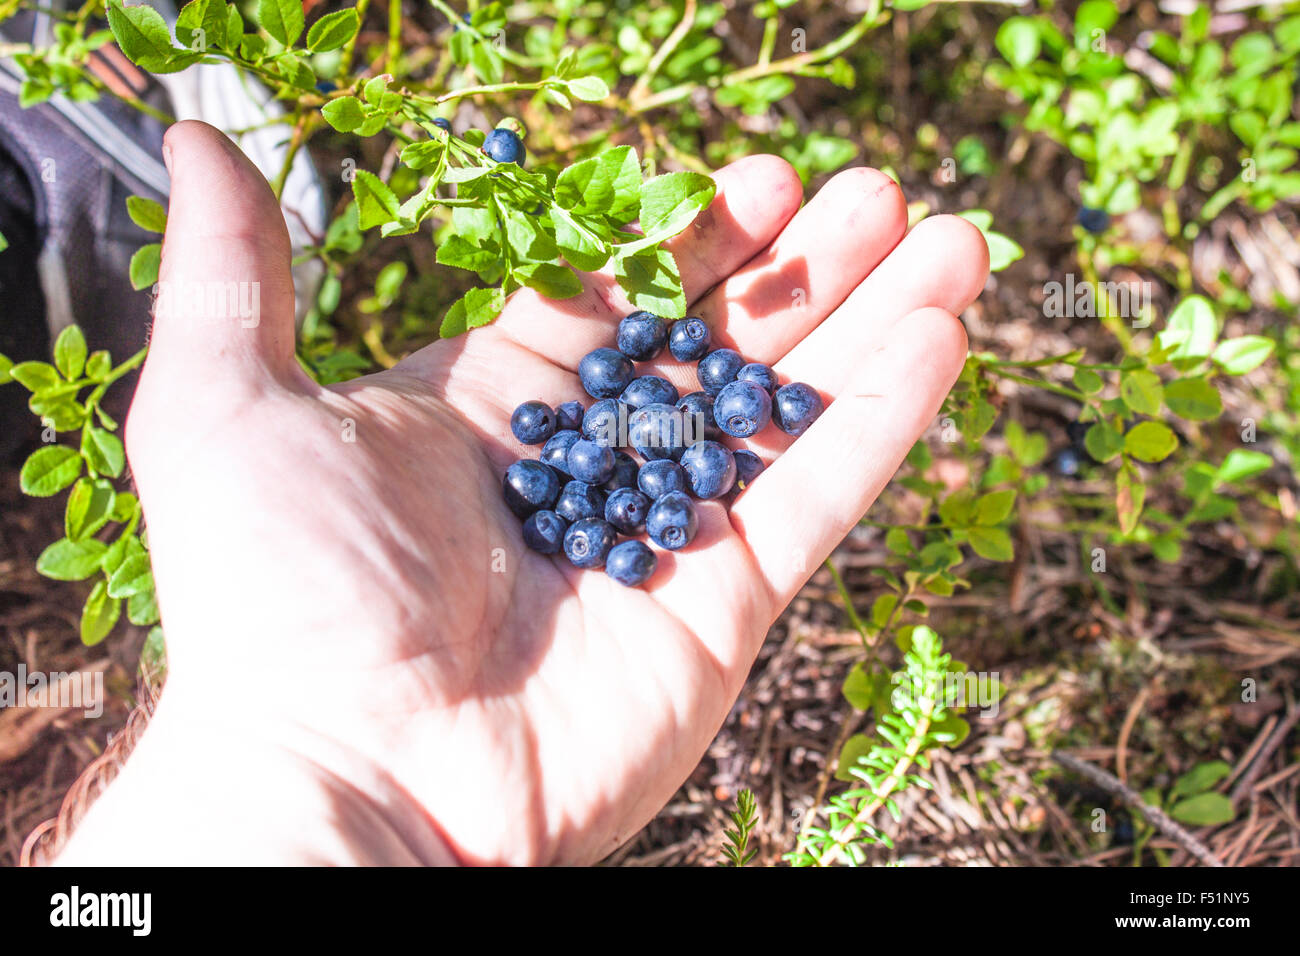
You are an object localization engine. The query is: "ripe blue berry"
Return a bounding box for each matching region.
[316,80,338,94]
[772,382,824,436]
[646,491,698,551]
[503,459,561,518]
[567,439,616,484]
[697,348,744,396]
[713,380,772,438]
[510,400,557,445]
[605,540,658,587]
[605,451,640,491]
[522,510,567,554]
[668,316,710,362]
[431,117,451,133]
[616,311,668,361]
[555,480,607,523]
[638,459,688,499]
[541,429,580,475]
[483,127,526,166]
[677,391,723,443]
[579,347,634,399]
[581,398,628,447]
[1077,206,1109,235]
[736,363,777,395]
[1055,447,1082,476]
[563,518,616,569]
[605,487,651,535]
[621,375,679,410]
[679,440,737,499]
[731,450,764,493]
[555,400,585,432]
[629,403,688,461]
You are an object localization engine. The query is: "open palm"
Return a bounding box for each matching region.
[81,121,988,865]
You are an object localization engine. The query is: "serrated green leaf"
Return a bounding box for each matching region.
[553,146,641,218]
[633,171,716,248]
[80,579,120,646]
[106,0,176,68]
[20,445,82,496]
[82,425,125,478]
[351,170,400,230]
[321,95,365,131]
[968,526,1014,561]
[65,477,115,541]
[973,489,1016,525]
[107,552,154,599]
[53,325,87,380]
[306,7,358,52]
[439,286,505,338]
[37,537,108,581]
[564,75,609,101]
[9,360,59,392]
[129,243,161,290]
[1120,368,1163,416]
[614,247,686,317]
[257,0,303,47]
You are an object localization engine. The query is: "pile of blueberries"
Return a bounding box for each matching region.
[502,311,825,588]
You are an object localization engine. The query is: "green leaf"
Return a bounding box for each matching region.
[351,171,400,230]
[973,489,1016,525]
[9,360,60,392]
[37,538,108,581]
[515,262,584,299]
[553,146,641,218]
[65,477,116,541]
[1163,377,1222,421]
[1124,421,1178,463]
[129,243,161,290]
[1116,460,1145,535]
[257,0,304,47]
[1160,295,1217,361]
[1170,760,1232,799]
[321,95,365,132]
[82,426,126,478]
[107,553,154,599]
[20,445,82,496]
[53,325,87,381]
[1215,449,1271,485]
[929,713,971,747]
[306,8,358,52]
[564,75,609,102]
[126,195,167,233]
[968,526,1014,561]
[553,212,610,272]
[85,351,112,382]
[1120,368,1163,416]
[439,286,506,338]
[1084,421,1124,463]
[938,487,975,527]
[835,733,875,782]
[176,0,229,51]
[614,247,686,318]
[128,585,160,626]
[841,663,874,710]
[80,580,120,646]
[1212,335,1274,375]
[106,0,177,69]
[1072,366,1103,394]
[996,17,1040,69]
[634,172,716,247]
[1168,792,1234,827]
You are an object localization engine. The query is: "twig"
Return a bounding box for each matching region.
[1051,750,1224,867]
[1115,683,1151,784]
[1229,704,1300,806]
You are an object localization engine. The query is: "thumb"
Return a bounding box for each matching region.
[144,120,300,395]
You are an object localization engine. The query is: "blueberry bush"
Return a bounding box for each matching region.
[2,0,1297,866]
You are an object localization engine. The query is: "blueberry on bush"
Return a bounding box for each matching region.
[579,347,634,399]
[713,380,772,438]
[522,510,567,554]
[772,382,824,436]
[541,429,581,475]
[605,487,651,535]
[736,362,778,395]
[646,491,699,551]
[637,459,689,499]
[697,348,745,396]
[510,400,557,445]
[616,310,668,361]
[668,316,710,362]
[555,480,607,523]
[431,117,451,133]
[503,459,561,518]
[563,518,616,569]
[731,450,765,492]
[483,127,526,166]
[567,439,616,484]
[621,375,679,410]
[555,400,585,432]
[1077,206,1109,234]
[605,540,658,587]
[679,440,737,499]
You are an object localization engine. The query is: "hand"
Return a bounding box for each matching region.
[59,121,988,865]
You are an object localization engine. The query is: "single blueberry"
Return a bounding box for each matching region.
[616,310,668,361]
[579,347,635,399]
[620,375,679,410]
[605,487,651,535]
[563,517,617,569]
[638,459,689,499]
[736,362,778,395]
[1077,206,1110,235]
[567,439,616,484]
[605,540,658,587]
[605,451,640,491]
[668,316,710,362]
[679,440,737,500]
[676,391,723,443]
[555,400,585,432]
[1055,447,1082,477]
[502,459,561,518]
[431,117,452,133]
[555,480,607,522]
[646,490,698,551]
[581,398,628,447]
[697,348,745,396]
[522,510,567,554]
[629,402,688,461]
[510,399,557,445]
[541,429,581,475]
[315,80,338,94]
[772,382,824,436]
[713,380,772,438]
[731,450,765,493]
[483,127,526,166]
